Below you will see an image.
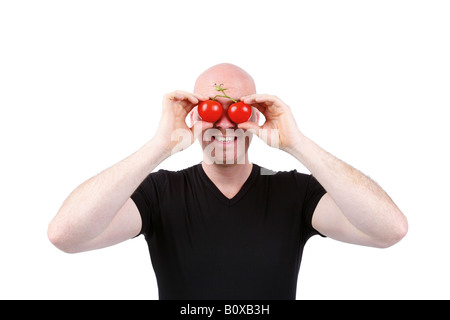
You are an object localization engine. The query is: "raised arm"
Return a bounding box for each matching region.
[239,94,408,248]
[289,134,408,248]
[48,91,210,253]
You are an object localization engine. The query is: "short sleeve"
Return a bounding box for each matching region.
[130,171,165,239]
[300,174,327,239]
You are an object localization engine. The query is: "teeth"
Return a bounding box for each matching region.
[215,136,235,142]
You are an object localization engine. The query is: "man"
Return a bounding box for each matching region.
[48,63,408,299]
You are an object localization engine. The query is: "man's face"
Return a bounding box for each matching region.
[197,94,257,165]
[192,64,257,165]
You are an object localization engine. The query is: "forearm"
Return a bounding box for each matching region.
[50,138,169,243]
[289,133,407,243]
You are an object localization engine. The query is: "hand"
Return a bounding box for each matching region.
[238,94,302,152]
[154,91,213,156]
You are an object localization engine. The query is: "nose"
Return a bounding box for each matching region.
[214,107,236,129]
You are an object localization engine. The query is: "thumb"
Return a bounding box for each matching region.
[237,121,261,136]
[238,122,281,149]
[191,120,213,141]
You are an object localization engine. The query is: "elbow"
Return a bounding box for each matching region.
[47,219,81,254]
[377,213,409,249]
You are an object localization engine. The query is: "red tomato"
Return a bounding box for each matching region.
[227,102,252,124]
[198,100,223,122]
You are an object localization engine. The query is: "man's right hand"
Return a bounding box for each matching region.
[154,91,213,156]
[48,90,214,253]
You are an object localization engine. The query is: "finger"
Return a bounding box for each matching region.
[255,95,279,105]
[240,95,268,109]
[250,103,268,115]
[165,91,201,116]
[237,121,261,136]
[193,93,209,102]
[240,94,260,105]
[169,90,199,105]
[241,94,270,104]
[240,93,261,102]
[185,94,199,105]
[242,94,280,107]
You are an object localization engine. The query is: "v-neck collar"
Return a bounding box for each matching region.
[197,163,260,206]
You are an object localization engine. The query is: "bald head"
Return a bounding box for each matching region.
[194,63,256,101]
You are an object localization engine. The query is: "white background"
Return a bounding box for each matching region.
[1,0,449,300]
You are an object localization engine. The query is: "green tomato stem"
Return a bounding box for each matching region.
[212,84,238,103]
[212,94,238,103]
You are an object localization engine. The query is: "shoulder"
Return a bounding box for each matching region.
[255,165,323,200]
[146,163,200,186]
[257,164,312,185]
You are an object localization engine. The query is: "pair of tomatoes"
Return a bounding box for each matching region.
[197,100,252,124]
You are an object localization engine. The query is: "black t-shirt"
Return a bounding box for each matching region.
[131,163,326,300]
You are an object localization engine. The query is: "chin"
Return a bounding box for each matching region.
[202,145,249,165]
[200,128,253,165]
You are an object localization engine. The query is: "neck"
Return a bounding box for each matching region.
[201,161,253,187]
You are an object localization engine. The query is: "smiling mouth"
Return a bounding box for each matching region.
[212,136,238,143]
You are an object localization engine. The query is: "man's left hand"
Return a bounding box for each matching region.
[238,94,303,153]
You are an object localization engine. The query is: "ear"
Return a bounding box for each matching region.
[186,107,200,127]
[185,109,194,127]
[250,108,260,125]
[190,109,195,125]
